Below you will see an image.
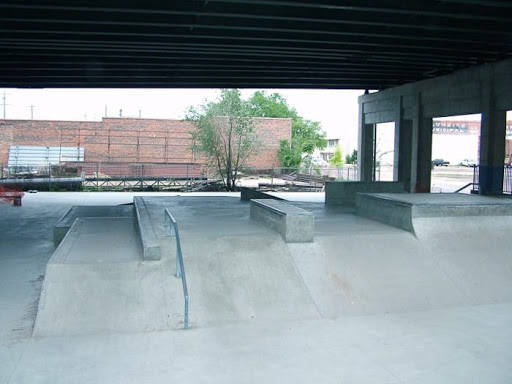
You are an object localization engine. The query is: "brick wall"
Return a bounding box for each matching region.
[247,118,291,168]
[0,117,291,168]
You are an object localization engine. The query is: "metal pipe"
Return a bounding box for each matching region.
[165,208,189,330]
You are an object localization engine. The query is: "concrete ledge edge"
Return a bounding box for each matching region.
[134,196,161,260]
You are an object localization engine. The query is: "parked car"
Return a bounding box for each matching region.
[432,158,449,166]
[302,155,328,168]
[461,158,477,167]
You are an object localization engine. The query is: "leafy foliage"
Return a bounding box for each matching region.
[278,139,302,168]
[248,91,326,166]
[329,146,344,167]
[248,91,298,119]
[345,149,358,164]
[186,89,259,191]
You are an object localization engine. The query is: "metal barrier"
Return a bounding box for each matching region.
[504,166,512,194]
[164,209,189,330]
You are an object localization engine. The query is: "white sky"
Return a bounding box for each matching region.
[0,88,363,154]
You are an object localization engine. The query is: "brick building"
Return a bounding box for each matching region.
[431,119,512,165]
[0,117,291,170]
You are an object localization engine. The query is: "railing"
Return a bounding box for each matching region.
[454,165,512,195]
[0,162,205,191]
[504,166,512,194]
[164,208,189,330]
[453,182,478,193]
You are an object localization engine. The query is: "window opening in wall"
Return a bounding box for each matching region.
[431,114,481,194]
[373,122,395,181]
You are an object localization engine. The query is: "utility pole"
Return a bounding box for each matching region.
[28,105,37,120]
[2,92,10,119]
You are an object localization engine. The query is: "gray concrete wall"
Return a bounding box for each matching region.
[358,59,512,194]
[355,193,414,233]
[325,181,405,206]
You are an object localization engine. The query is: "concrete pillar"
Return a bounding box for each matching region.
[409,93,432,193]
[357,102,375,181]
[416,117,433,192]
[396,119,413,191]
[393,96,414,190]
[479,101,506,195]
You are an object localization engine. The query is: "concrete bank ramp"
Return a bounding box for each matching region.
[34,217,183,337]
[412,215,512,304]
[289,232,471,317]
[174,233,320,327]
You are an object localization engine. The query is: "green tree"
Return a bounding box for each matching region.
[248,91,298,119]
[186,89,259,191]
[329,146,344,167]
[345,149,357,164]
[248,91,327,167]
[278,139,302,168]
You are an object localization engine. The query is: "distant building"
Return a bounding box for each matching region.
[432,119,512,165]
[0,117,292,171]
[318,138,340,162]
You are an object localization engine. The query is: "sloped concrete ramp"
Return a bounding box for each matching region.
[34,194,512,338]
[33,217,183,336]
[172,233,321,327]
[413,215,512,304]
[289,232,471,317]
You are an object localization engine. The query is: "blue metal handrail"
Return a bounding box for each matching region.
[164,208,189,329]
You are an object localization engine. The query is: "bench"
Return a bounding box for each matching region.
[250,199,314,242]
[0,191,24,206]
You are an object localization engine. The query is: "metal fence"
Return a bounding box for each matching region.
[470,165,512,195]
[0,162,206,191]
[504,166,512,194]
[0,162,361,192]
[240,166,359,190]
[12,162,512,194]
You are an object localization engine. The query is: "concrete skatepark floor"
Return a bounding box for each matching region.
[1,191,512,383]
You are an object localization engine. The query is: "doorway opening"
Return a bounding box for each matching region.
[431,114,481,193]
[373,122,395,181]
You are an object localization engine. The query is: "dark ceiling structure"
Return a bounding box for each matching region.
[1,1,511,90]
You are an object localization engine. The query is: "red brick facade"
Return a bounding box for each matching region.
[0,117,291,168]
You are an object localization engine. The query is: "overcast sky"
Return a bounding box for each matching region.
[0,88,363,153]
[3,88,505,157]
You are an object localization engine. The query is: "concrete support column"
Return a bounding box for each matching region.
[479,100,506,195]
[393,96,413,190]
[410,111,433,193]
[397,119,413,191]
[416,117,433,192]
[358,102,375,181]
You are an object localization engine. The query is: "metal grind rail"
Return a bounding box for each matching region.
[164,208,189,329]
